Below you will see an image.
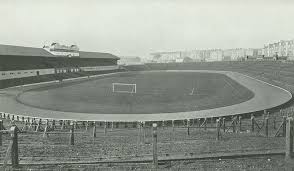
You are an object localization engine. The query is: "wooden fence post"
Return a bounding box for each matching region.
[187,119,190,136]
[61,120,65,130]
[282,116,287,137]
[285,117,293,160]
[66,120,70,129]
[36,118,42,132]
[104,121,107,135]
[216,119,221,140]
[232,116,236,133]
[194,119,198,128]
[152,123,158,170]
[273,116,276,130]
[76,121,80,130]
[251,115,255,132]
[204,118,207,130]
[85,121,89,131]
[28,117,33,130]
[33,118,37,131]
[52,120,55,131]
[265,117,269,137]
[137,122,141,145]
[111,122,114,131]
[142,122,145,144]
[93,122,97,138]
[82,121,85,128]
[222,117,226,132]
[43,120,49,138]
[32,118,35,130]
[0,120,3,146]
[10,126,19,167]
[172,120,175,132]
[238,116,242,132]
[69,122,74,145]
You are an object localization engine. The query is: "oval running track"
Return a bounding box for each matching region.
[0,70,292,122]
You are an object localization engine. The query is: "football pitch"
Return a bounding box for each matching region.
[17,71,254,114]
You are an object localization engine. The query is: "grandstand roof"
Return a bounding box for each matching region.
[79,51,119,60]
[0,44,119,59]
[0,44,54,57]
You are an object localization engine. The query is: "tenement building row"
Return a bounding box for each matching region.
[150,39,294,62]
[263,39,294,59]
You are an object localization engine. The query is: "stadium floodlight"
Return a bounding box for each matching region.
[112,83,136,94]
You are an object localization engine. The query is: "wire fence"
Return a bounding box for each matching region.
[0,110,293,170]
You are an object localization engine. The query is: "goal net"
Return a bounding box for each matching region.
[112,83,136,94]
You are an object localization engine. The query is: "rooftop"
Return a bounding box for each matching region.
[79,51,119,60]
[0,44,54,57]
[0,44,119,59]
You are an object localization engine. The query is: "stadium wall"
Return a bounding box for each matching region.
[0,65,119,80]
[0,68,55,80]
[0,55,118,71]
[80,65,119,72]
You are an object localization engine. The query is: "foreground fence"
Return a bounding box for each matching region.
[0,111,293,170]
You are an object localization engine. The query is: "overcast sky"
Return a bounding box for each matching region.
[0,0,293,58]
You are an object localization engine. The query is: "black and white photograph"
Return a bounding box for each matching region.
[0,0,294,170]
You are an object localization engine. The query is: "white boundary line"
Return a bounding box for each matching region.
[235,72,293,99]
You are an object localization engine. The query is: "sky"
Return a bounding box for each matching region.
[0,0,294,58]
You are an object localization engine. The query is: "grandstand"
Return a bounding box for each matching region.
[0,44,123,89]
[0,44,119,71]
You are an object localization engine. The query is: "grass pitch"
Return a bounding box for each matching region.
[17,71,254,114]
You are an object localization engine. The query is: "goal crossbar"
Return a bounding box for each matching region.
[112,83,136,93]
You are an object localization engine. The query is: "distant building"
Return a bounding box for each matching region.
[118,56,142,65]
[150,51,181,63]
[43,42,79,57]
[222,49,245,61]
[175,57,194,63]
[207,49,223,62]
[263,39,294,59]
[150,47,265,63]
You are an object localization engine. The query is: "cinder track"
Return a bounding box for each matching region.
[0,70,292,122]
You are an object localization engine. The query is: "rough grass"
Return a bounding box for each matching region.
[0,111,292,170]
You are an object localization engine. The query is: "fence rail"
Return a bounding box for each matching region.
[0,114,293,169]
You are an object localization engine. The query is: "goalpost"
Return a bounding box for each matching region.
[112,83,136,94]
